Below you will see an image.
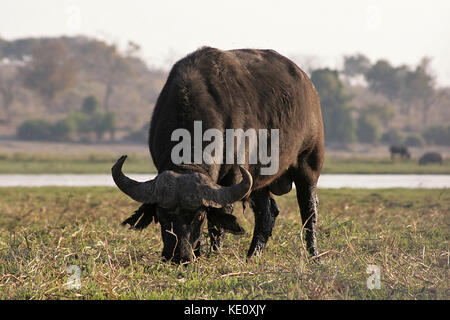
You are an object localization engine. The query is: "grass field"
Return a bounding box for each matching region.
[0,152,449,174]
[323,157,450,174]
[0,187,448,299]
[0,153,156,174]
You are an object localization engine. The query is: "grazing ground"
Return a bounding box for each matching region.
[323,157,450,174]
[0,187,448,299]
[0,140,449,174]
[0,152,450,174]
[0,152,156,174]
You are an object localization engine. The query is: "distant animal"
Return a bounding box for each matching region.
[419,152,443,165]
[390,145,411,160]
[112,47,324,263]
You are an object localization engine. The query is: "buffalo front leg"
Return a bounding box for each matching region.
[247,188,279,259]
[207,204,234,251]
[207,214,224,251]
[207,168,242,252]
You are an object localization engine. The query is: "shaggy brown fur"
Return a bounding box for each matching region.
[118,47,324,262]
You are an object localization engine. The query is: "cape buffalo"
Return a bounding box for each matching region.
[390,145,411,160]
[112,47,324,263]
[419,152,443,165]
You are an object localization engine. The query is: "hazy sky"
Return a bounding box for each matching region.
[1,0,450,85]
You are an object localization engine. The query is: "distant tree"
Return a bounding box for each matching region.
[22,40,77,102]
[17,119,53,140]
[400,57,436,123]
[103,111,116,140]
[404,134,425,147]
[124,123,149,144]
[63,113,81,134]
[91,111,116,141]
[381,129,405,146]
[359,103,394,127]
[0,65,19,122]
[311,68,356,144]
[102,47,127,112]
[51,118,77,141]
[364,57,437,119]
[342,54,371,79]
[64,99,117,142]
[356,114,381,144]
[365,60,406,102]
[81,41,139,112]
[63,112,87,138]
[82,96,98,114]
[423,125,450,146]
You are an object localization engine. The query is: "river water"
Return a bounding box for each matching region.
[0,174,448,188]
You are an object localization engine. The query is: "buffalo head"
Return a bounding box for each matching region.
[112,155,252,263]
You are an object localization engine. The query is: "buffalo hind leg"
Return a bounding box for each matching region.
[294,144,323,258]
[293,169,320,258]
[247,188,280,259]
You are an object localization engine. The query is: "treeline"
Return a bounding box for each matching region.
[0,36,166,140]
[1,36,449,146]
[310,54,450,147]
[17,96,115,142]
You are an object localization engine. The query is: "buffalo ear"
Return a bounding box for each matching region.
[121,203,158,230]
[207,212,245,235]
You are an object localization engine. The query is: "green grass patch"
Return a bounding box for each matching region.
[0,152,155,174]
[322,157,450,174]
[0,153,449,174]
[0,187,448,299]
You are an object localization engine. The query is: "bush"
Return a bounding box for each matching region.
[65,111,116,141]
[356,115,381,144]
[51,119,77,141]
[17,119,53,141]
[124,123,149,144]
[18,118,79,142]
[82,96,98,115]
[17,109,118,142]
[423,125,450,146]
[381,129,404,145]
[91,112,116,140]
[405,134,425,147]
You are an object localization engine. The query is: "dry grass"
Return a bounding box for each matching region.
[0,187,448,299]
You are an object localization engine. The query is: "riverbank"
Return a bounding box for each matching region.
[0,153,448,174]
[1,140,449,174]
